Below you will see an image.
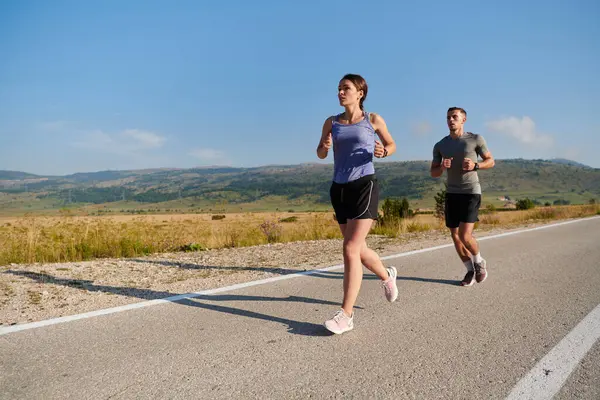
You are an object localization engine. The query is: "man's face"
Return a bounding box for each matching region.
[447,110,466,130]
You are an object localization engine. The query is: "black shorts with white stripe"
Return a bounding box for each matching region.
[330,174,379,225]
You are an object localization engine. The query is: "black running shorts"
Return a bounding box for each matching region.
[445,193,481,228]
[330,174,379,225]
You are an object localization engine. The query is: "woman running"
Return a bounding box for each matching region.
[316,73,398,334]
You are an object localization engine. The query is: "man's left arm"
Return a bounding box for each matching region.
[476,135,495,169]
[463,135,495,171]
[477,151,495,170]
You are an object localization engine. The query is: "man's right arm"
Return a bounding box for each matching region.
[430,162,444,178]
[430,144,444,178]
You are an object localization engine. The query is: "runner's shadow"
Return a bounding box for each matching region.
[129,258,344,279]
[176,297,333,336]
[4,270,337,336]
[321,271,460,286]
[396,276,460,286]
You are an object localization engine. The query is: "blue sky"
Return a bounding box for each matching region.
[1,0,598,175]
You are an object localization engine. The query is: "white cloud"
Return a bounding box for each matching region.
[411,121,433,137]
[189,148,230,165]
[71,130,114,150]
[71,129,166,154]
[485,116,554,147]
[37,120,75,133]
[123,129,165,148]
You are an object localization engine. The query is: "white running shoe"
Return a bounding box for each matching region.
[382,266,398,302]
[324,309,354,334]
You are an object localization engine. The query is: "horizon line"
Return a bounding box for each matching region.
[0,157,594,178]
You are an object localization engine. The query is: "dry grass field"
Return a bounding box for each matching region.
[1,205,598,266]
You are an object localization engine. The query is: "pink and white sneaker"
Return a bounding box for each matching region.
[324,309,354,334]
[382,266,398,302]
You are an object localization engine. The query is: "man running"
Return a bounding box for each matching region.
[430,107,495,286]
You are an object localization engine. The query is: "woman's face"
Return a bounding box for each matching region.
[338,79,362,107]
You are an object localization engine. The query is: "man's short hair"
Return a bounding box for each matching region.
[447,107,467,117]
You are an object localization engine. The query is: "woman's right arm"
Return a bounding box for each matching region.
[316,117,333,159]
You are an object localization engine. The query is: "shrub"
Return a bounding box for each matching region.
[516,198,535,210]
[553,199,570,206]
[279,216,298,223]
[434,187,446,221]
[259,220,282,243]
[380,197,412,226]
[180,243,206,252]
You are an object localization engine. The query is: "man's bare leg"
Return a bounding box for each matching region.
[450,227,473,262]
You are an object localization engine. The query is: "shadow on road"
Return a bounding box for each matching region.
[305,270,460,286]
[6,265,458,335]
[128,258,344,279]
[396,276,460,286]
[127,259,460,286]
[5,270,340,336]
[175,297,333,336]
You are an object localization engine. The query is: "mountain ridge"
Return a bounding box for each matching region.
[1,159,598,212]
[0,158,593,180]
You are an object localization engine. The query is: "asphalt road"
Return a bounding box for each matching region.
[2,217,599,399]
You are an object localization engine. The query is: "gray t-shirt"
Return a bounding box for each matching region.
[432,132,489,194]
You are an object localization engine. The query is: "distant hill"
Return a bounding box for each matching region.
[0,159,598,212]
[548,158,591,168]
[0,171,43,180]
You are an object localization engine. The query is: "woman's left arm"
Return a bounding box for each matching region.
[371,113,396,158]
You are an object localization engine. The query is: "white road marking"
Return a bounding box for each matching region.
[505,302,600,400]
[1,216,598,336]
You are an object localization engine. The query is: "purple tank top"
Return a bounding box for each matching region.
[331,111,376,183]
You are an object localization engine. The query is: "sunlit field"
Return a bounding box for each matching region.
[0,205,597,266]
